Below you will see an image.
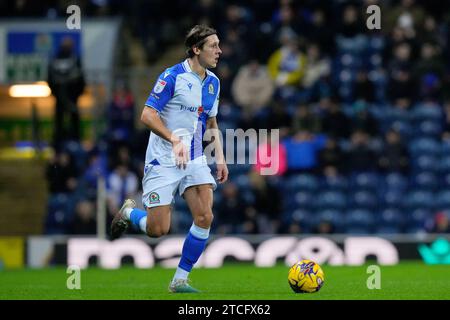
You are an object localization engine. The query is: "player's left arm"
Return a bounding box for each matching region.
[206,116,228,184]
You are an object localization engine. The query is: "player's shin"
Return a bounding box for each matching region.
[173,223,210,282]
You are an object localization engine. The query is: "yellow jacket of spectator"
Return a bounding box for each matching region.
[267,47,307,86]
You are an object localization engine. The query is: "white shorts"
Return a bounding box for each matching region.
[142,160,217,209]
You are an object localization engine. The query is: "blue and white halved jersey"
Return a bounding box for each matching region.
[144,59,220,167]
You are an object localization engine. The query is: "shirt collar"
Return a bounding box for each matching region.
[183,59,209,83]
[183,59,192,72]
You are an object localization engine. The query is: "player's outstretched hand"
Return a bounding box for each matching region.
[172,139,189,169]
[216,163,229,184]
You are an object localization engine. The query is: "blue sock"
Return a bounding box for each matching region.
[178,223,210,273]
[130,208,147,232]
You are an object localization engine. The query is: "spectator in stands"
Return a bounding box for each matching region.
[418,15,441,45]
[271,1,301,42]
[231,57,275,115]
[81,146,107,198]
[389,42,413,72]
[300,43,331,102]
[261,98,291,136]
[430,211,450,233]
[215,181,250,234]
[313,220,336,234]
[47,36,85,151]
[109,145,139,177]
[387,43,417,104]
[351,101,379,137]
[216,62,233,100]
[336,4,364,38]
[345,130,378,172]
[46,151,78,194]
[291,103,321,134]
[248,171,283,233]
[353,70,376,103]
[378,129,410,174]
[219,28,248,75]
[70,200,97,234]
[106,164,139,216]
[320,97,352,139]
[414,42,445,100]
[303,9,335,55]
[267,29,307,100]
[384,0,426,34]
[389,66,416,106]
[283,130,327,174]
[108,80,135,143]
[318,138,345,175]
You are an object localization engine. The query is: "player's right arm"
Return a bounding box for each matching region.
[140,107,179,144]
[141,71,188,168]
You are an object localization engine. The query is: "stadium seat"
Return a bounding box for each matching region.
[383,173,408,192]
[402,190,435,210]
[286,174,319,193]
[386,107,410,123]
[441,140,450,155]
[441,173,450,188]
[435,190,450,210]
[344,226,373,234]
[314,209,345,231]
[378,208,405,229]
[380,190,404,209]
[348,191,378,210]
[411,155,439,173]
[45,193,74,234]
[290,209,313,229]
[406,208,432,230]
[320,175,349,192]
[411,172,439,191]
[291,191,314,210]
[281,209,313,233]
[350,172,380,191]
[411,103,443,122]
[234,174,250,189]
[409,138,441,156]
[314,191,347,210]
[389,120,413,139]
[375,226,402,234]
[345,209,375,229]
[412,120,443,139]
[438,156,450,174]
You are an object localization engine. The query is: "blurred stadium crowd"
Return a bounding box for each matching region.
[21,0,450,235]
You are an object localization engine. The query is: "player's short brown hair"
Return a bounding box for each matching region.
[185,25,217,58]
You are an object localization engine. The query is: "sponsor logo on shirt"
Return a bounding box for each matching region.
[153,79,167,94]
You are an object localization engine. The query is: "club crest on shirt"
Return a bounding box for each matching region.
[198,106,204,115]
[153,79,167,94]
[149,192,160,204]
[208,83,214,94]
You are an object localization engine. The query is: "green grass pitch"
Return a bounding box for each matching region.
[1,262,449,300]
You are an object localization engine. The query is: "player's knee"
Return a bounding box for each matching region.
[195,210,214,228]
[147,225,170,238]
